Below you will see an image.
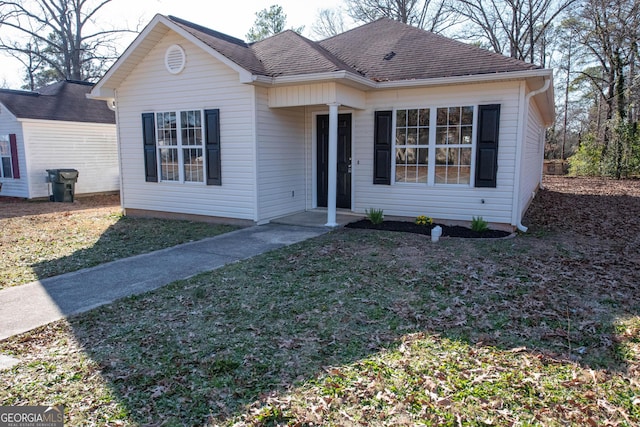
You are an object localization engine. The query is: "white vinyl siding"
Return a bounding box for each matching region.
[115,31,256,220]
[352,81,521,225]
[22,120,118,198]
[519,96,545,216]
[255,87,306,222]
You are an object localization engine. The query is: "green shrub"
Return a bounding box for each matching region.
[471,216,488,233]
[568,133,603,177]
[365,208,384,225]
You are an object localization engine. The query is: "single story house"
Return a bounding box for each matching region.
[90,15,554,230]
[0,80,118,199]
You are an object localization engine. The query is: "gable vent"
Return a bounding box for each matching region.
[165,44,186,74]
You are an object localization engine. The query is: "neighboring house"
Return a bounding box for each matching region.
[0,80,117,199]
[90,15,554,230]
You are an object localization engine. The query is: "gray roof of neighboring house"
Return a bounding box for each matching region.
[167,15,539,82]
[0,80,115,124]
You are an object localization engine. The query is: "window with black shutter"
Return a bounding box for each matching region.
[373,110,392,185]
[474,104,501,188]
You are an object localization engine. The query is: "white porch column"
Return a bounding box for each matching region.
[325,103,340,227]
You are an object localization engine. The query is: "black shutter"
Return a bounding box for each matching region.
[9,134,19,178]
[142,113,158,182]
[204,109,221,186]
[374,110,392,185]
[475,104,500,188]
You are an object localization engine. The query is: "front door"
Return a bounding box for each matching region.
[317,114,352,209]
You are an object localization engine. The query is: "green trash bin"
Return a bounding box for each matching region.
[47,169,79,202]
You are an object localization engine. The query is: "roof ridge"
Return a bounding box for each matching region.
[320,17,388,42]
[280,30,362,75]
[167,15,248,47]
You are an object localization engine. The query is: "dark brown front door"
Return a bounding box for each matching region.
[317,114,352,209]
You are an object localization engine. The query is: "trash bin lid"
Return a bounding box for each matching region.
[59,170,79,180]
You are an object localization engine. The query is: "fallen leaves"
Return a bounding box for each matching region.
[0,177,639,425]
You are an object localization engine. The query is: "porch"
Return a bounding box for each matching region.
[271,209,363,228]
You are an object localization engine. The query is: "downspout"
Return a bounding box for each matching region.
[514,76,551,232]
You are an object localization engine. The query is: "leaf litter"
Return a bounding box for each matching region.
[0,177,639,425]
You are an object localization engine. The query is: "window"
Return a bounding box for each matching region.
[156,110,204,183]
[0,134,16,179]
[395,108,429,183]
[435,106,473,185]
[375,104,499,188]
[391,106,475,186]
[142,109,220,185]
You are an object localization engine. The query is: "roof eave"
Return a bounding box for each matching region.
[374,69,553,89]
[247,69,555,121]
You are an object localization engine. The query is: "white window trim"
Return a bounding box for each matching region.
[391,105,478,187]
[156,109,206,184]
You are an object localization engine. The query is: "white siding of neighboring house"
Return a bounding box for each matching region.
[255,87,306,223]
[21,120,118,198]
[0,104,28,197]
[351,81,523,226]
[115,31,257,220]
[518,93,545,219]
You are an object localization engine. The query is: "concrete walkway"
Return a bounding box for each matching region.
[0,223,331,342]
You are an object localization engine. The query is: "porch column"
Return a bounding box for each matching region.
[325,103,340,227]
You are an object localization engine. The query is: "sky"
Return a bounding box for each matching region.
[0,0,350,89]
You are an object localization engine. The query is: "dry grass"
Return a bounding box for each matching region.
[0,194,238,289]
[0,177,639,426]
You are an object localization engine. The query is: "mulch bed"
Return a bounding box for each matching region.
[345,219,513,238]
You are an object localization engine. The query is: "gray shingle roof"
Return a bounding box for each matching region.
[167,16,539,82]
[0,80,115,124]
[319,18,539,80]
[251,30,359,77]
[169,15,267,75]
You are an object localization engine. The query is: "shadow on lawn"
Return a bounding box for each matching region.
[54,186,640,425]
[29,215,238,286]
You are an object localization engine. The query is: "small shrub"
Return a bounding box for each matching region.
[365,208,384,225]
[415,215,433,226]
[471,216,488,233]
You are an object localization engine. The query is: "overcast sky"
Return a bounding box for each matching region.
[0,0,350,89]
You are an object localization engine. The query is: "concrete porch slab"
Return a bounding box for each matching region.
[271,209,363,228]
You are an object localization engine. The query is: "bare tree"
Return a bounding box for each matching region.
[570,0,640,177]
[0,0,135,87]
[311,8,348,39]
[451,0,577,65]
[345,0,458,33]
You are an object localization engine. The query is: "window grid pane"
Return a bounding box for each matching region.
[395,108,429,183]
[434,106,474,184]
[181,110,203,146]
[159,147,179,181]
[157,112,177,146]
[183,148,204,182]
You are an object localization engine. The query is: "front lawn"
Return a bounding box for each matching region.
[0,195,239,289]
[1,177,639,425]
